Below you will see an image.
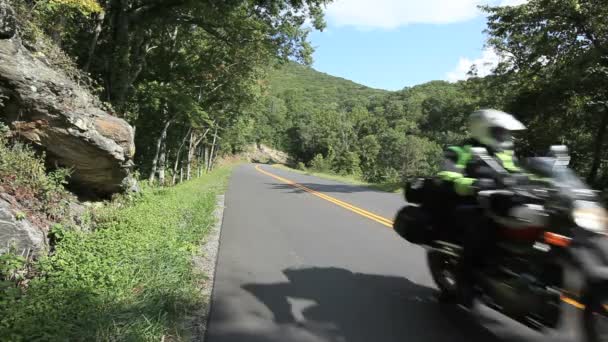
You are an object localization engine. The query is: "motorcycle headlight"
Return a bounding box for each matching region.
[573,200,608,233]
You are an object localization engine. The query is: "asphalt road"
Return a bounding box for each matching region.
[206,164,582,342]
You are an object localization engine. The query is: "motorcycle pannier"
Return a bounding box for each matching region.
[393,205,433,244]
[404,177,437,205]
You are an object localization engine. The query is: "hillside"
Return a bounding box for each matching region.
[268,62,388,106]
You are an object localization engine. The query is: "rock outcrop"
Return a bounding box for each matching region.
[0,0,136,196]
[245,144,290,164]
[0,198,46,256]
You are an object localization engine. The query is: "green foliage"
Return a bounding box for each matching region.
[0,167,232,341]
[309,153,333,173]
[334,151,361,176]
[257,63,469,185]
[0,253,26,282]
[11,0,332,184]
[0,252,27,312]
[0,135,72,222]
[483,0,608,187]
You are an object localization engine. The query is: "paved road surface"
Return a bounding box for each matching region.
[206,164,582,342]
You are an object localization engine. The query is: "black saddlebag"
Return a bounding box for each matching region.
[393,205,434,245]
[404,177,440,205]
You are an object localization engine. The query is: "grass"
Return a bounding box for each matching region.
[271,164,402,193]
[0,166,233,341]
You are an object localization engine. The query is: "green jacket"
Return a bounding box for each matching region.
[437,144,520,196]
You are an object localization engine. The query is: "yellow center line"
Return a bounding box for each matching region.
[255,165,393,227]
[254,164,587,311]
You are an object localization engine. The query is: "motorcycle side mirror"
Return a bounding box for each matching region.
[549,145,570,167]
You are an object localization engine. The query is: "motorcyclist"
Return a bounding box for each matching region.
[436,109,526,308]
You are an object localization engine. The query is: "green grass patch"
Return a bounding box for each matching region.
[272,164,402,193]
[0,166,233,341]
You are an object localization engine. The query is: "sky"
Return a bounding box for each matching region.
[309,0,528,90]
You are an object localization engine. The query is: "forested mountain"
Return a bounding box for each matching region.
[255,65,472,184]
[267,62,388,104]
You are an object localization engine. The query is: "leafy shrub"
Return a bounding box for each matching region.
[309,153,334,173]
[0,132,72,223]
[296,161,306,171]
[334,151,361,176]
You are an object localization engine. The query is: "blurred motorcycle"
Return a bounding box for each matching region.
[394,146,608,342]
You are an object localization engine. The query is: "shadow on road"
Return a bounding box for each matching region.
[268,182,392,195]
[238,266,509,342]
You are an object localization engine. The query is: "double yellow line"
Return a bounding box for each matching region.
[255,164,588,310]
[255,165,393,228]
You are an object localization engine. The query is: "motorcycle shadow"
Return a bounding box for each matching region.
[242,266,521,342]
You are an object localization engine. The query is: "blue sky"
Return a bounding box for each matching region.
[309,0,527,90]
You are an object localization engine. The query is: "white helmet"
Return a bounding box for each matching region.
[468,109,526,151]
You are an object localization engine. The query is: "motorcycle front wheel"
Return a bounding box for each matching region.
[583,291,608,342]
[427,250,460,302]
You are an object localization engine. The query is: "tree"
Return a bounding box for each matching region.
[484,0,608,185]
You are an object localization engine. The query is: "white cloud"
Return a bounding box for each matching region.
[446,48,501,82]
[324,0,529,30]
[325,0,486,29]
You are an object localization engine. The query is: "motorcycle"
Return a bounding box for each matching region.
[393,145,608,342]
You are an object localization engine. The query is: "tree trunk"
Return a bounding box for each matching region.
[186,128,210,180]
[187,131,194,180]
[158,140,168,185]
[109,0,131,112]
[148,117,173,184]
[84,11,106,72]
[207,126,219,172]
[180,166,184,183]
[204,146,209,173]
[172,127,191,185]
[197,145,204,177]
[588,108,608,185]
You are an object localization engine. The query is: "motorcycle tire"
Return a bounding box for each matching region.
[583,289,608,342]
[427,251,459,302]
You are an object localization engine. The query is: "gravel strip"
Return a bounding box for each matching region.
[188,194,225,341]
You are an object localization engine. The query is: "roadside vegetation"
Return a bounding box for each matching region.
[0,126,74,228]
[0,166,232,341]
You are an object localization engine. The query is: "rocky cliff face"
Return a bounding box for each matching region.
[0,0,136,196]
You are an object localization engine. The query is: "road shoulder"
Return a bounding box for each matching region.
[188,194,226,341]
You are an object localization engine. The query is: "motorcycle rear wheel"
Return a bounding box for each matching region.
[427,251,460,302]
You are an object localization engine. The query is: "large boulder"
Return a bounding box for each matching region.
[0,0,135,196]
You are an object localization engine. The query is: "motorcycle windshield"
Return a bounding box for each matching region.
[524,157,589,191]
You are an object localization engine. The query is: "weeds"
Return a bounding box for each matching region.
[0,166,232,341]
[0,131,73,225]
